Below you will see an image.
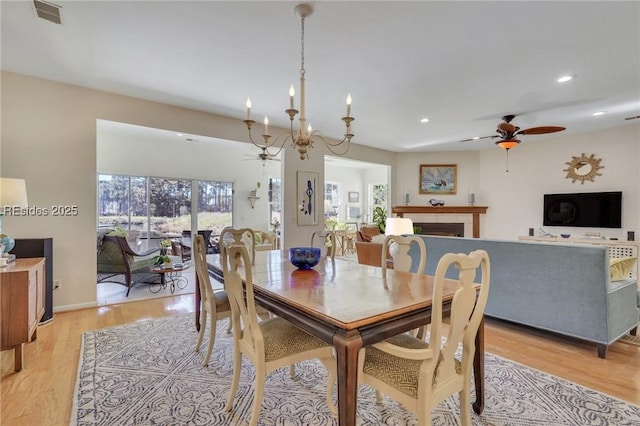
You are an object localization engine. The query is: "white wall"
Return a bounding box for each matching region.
[9,71,633,312]
[324,161,389,224]
[396,124,640,240]
[479,124,639,240]
[1,71,396,311]
[97,120,280,230]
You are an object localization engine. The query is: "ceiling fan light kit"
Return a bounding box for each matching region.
[463,114,566,172]
[243,3,354,160]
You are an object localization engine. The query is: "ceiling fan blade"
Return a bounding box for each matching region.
[516,126,566,135]
[625,115,640,121]
[459,135,495,143]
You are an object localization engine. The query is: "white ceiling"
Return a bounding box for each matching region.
[2,1,639,153]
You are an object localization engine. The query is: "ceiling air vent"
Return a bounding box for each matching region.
[33,0,62,25]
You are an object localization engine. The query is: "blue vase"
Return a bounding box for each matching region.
[0,236,15,253]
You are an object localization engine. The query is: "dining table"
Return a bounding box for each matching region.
[203,250,484,426]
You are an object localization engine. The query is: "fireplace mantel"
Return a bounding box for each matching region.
[392,205,488,238]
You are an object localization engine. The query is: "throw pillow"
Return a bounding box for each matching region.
[358,231,372,242]
[107,224,128,238]
[610,256,637,281]
[254,232,263,244]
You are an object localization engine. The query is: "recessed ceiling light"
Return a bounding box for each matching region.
[420,117,430,123]
[592,111,606,116]
[557,75,573,83]
[472,136,480,140]
[176,133,184,137]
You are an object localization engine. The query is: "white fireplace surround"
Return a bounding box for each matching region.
[391,206,488,238]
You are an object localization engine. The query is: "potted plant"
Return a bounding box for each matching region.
[373,206,387,233]
[159,239,171,255]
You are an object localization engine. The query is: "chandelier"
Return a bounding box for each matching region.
[243,3,354,160]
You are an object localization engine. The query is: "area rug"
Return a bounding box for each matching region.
[71,315,640,425]
[620,333,640,347]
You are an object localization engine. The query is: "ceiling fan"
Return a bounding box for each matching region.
[461,114,566,171]
[243,146,281,166]
[461,114,566,147]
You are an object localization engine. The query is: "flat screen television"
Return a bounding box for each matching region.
[543,191,622,228]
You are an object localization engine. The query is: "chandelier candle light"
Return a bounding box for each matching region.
[244,3,354,160]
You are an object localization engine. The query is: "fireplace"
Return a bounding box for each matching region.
[391,205,487,238]
[414,222,464,237]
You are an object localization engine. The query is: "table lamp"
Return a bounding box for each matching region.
[385,217,414,270]
[0,178,29,257]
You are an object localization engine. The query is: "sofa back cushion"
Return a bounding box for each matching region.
[408,236,633,343]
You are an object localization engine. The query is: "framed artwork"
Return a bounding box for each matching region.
[347,206,361,220]
[348,191,359,203]
[297,171,319,225]
[346,222,358,231]
[419,164,457,194]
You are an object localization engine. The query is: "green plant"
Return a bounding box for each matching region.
[107,224,128,237]
[372,207,387,233]
[152,254,172,266]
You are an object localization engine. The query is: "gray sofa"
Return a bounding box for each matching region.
[408,236,639,358]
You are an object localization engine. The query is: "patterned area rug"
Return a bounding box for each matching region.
[620,333,640,347]
[71,315,640,425]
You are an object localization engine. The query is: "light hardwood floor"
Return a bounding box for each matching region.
[2,294,639,425]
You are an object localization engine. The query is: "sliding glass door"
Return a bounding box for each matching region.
[98,174,233,251]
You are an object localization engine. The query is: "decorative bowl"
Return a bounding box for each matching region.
[289,247,321,270]
[561,234,571,238]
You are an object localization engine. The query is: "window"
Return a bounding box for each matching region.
[324,182,340,220]
[268,177,281,227]
[197,180,234,231]
[370,183,388,222]
[98,174,233,249]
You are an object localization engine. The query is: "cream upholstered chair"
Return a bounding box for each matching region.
[220,227,256,265]
[310,229,336,262]
[193,235,232,367]
[223,243,337,426]
[357,249,490,426]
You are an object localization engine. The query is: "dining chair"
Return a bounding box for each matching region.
[223,243,337,426]
[220,227,256,265]
[381,234,427,275]
[357,249,490,426]
[193,234,232,367]
[382,234,430,338]
[310,229,336,262]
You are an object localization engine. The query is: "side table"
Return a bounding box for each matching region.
[149,265,188,294]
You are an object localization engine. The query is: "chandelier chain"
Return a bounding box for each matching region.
[300,15,305,77]
[243,3,353,160]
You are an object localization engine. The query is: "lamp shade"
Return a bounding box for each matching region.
[385,218,414,235]
[0,178,28,211]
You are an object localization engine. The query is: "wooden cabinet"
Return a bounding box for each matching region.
[0,258,46,372]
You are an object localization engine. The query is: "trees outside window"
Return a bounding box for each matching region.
[98,174,233,249]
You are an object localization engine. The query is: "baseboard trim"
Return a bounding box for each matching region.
[54,301,99,313]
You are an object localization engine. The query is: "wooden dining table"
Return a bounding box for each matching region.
[203,250,484,426]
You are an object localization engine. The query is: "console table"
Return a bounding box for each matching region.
[0,258,46,371]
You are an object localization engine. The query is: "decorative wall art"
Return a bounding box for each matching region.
[347,206,361,220]
[419,164,457,194]
[297,171,319,225]
[348,191,359,203]
[563,153,604,184]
